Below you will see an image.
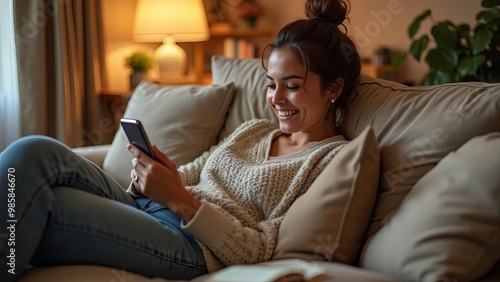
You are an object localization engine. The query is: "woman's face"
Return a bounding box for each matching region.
[266,48,335,137]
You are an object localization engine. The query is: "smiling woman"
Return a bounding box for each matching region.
[0,0,20,151]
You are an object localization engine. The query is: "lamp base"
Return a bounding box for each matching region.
[154,40,186,77]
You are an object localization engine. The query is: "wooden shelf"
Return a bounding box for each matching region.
[210,28,273,38]
[361,63,404,83]
[193,27,273,84]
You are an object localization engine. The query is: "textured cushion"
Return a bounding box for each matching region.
[102,81,235,188]
[273,125,380,264]
[347,75,500,239]
[211,56,277,141]
[360,132,500,282]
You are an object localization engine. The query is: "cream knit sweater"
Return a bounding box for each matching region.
[179,119,348,272]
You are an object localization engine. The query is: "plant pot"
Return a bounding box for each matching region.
[130,71,147,89]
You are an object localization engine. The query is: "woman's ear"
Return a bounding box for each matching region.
[327,78,344,101]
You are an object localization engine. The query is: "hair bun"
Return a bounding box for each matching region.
[305,0,349,26]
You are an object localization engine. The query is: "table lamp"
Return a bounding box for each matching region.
[133,0,209,77]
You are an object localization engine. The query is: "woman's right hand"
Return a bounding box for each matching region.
[128,144,201,222]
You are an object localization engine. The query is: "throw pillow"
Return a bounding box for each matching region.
[211,56,278,141]
[273,125,380,264]
[347,75,500,239]
[102,81,235,188]
[360,132,500,282]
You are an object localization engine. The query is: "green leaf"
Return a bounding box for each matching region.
[457,55,486,76]
[421,71,455,85]
[477,7,500,22]
[409,9,432,39]
[431,21,458,49]
[425,47,459,73]
[473,29,493,54]
[456,24,471,38]
[409,35,429,61]
[391,52,407,72]
[482,0,500,8]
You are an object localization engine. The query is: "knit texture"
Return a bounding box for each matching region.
[179,119,348,272]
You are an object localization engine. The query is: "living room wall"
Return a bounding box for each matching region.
[103,0,482,90]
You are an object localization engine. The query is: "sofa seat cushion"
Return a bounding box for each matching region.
[347,75,500,238]
[360,132,500,282]
[19,261,397,282]
[102,81,235,188]
[18,265,177,282]
[273,125,380,264]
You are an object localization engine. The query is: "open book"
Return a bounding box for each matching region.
[207,259,330,282]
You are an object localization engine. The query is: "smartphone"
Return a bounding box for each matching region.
[120,118,156,159]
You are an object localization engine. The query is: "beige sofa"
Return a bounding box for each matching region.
[20,56,500,282]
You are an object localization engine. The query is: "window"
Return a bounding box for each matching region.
[0,0,20,150]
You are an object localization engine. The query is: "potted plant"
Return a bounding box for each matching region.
[392,0,500,85]
[124,51,153,89]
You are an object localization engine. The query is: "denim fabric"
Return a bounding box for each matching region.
[0,136,207,281]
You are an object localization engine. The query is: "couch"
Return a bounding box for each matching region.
[19,56,500,282]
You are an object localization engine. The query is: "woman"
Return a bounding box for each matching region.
[0,0,360,280]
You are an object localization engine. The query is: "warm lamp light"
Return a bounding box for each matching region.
[133,0,209,77]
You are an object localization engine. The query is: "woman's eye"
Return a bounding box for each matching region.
[266,84,276,90]
[287,85,299,90]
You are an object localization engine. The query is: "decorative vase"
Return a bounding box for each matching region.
[129,71,147,89]
[240,17,257,29]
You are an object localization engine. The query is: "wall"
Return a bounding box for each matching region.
[103,0,483,89]
[260,0,482,84]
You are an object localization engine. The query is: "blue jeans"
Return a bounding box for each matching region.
[0,136,207,281]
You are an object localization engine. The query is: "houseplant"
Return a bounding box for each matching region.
[124,51,153,89]
[392,0,500,85]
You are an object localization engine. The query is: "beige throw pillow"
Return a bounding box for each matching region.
[360,132,500,282]
[273,125,380,264]
[211,56,278,141]
[102,81,235,188]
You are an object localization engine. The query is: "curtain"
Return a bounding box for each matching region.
[13,0,110,148]
[0,0,21,151]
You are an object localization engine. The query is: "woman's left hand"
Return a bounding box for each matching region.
[128,144,200,221]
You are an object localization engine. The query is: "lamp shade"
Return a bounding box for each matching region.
[133,0,209,43]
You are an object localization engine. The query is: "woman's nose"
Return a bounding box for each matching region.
[272,87,285,105]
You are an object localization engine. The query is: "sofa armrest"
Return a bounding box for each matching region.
[72,144,111,168]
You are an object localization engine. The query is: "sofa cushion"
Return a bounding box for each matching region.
[211,56,278,141]
[360,132,500,282]
[273,125,380,264]
[102,81,235,188]
[347,75,500,239]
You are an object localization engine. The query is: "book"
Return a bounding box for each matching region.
[207,259,331,282]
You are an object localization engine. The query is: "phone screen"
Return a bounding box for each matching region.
[120,118,156,159]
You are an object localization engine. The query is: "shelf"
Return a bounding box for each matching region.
[193,27,273,84]
[361,63,404,83]
[210,28,273,38]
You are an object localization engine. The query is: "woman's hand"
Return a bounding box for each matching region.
[128,144,201,222]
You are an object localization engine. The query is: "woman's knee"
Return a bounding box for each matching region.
[6,135,64,154]
[2,135,76,167]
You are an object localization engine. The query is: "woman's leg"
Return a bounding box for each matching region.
[0,136,206,281]
[32,188,207,280]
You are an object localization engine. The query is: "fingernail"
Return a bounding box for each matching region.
[127,144,133,151]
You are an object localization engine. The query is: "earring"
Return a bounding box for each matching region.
[331,99,335,104]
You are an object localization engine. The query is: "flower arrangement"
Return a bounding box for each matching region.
[234,0,265,20]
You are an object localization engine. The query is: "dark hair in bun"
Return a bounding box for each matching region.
[305,0,348,26]
[262,0,360,134]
